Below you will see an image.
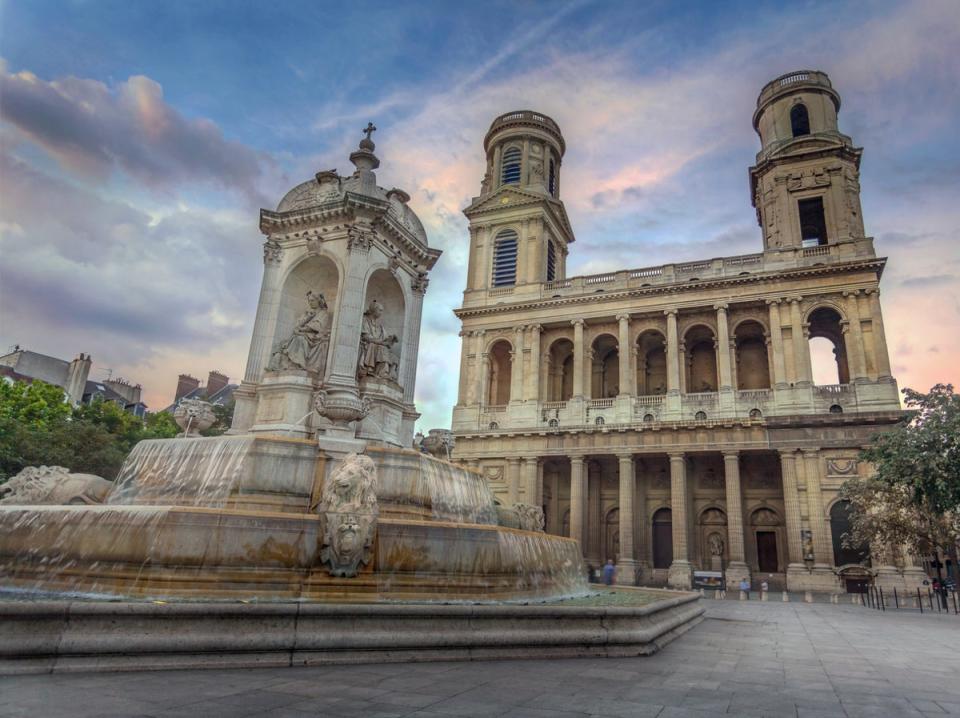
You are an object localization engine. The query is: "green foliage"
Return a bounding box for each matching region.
[200,402,234,437]
[0,379,71,428]
[841,384,960,558]
[0,381,183,482]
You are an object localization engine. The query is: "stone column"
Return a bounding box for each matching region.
[478,355,490,408]
[667,452,692,589]
[665,309,680,395]
[571,319,585,398]
[843,291,868,382]
[506,457,521,505]
[617,314,634,396]
[766,299,788,389]
[617,453,637,584]
[569,456,587,550]
[778,450,804,566]
[243,241,286,383]
[510,325,525,402]
[588,461,602,563]
[456,331,470,406]
[865,289,892,380]
[801,449,832,566]
[635,461,648,567]
[723,451,750,585]
[401,281,427,406]
[715,303,733,391]
[788,298,811,386]
[526,324,542,401]
[523,457,540,506]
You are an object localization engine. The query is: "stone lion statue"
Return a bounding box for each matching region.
[173,398,216,437]
[495,502,545,532]
[0,466,113,505]
[317,453,378,577]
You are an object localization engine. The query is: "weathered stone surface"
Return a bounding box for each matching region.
[0,590,702,674]
[0,466,112,505]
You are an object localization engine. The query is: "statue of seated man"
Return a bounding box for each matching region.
[268,291,330,374]
[358,299,399,381]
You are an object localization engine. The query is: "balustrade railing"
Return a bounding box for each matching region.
[588,398,614,409]
[814,384,851,396]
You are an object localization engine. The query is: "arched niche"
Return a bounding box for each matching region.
[273,254,340,380]
[359,268,406,386]
[590,333,619,398]
[683,325,718,393]
[487,339,513,406]
[734,320,770,390]
[636,330,667,396]
[546,338,574,401]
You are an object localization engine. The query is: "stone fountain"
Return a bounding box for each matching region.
[0,126,701,672]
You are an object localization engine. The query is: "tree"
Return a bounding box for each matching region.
[200,402,234,437]
[0,381,181,482]
[841,384,960,597]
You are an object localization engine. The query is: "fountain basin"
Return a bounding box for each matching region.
[0,505,585,602]
[0,590,704,674]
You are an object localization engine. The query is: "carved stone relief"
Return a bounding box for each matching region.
[317,453,378,578]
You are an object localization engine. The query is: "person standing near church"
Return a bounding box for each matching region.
[603,560,616,586]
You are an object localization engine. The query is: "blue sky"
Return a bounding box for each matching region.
[1,0,958,430]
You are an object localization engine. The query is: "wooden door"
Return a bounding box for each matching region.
[756,531,778,573]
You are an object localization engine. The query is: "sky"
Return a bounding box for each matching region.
[0,0,958,431]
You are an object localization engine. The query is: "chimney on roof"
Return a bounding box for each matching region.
[175,374,201,402]
[65,353,92,406]
[206,371,229,398]
[105,377,142,405]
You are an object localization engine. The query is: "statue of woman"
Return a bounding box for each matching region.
[357,299,399,381]
[268,291,330,375]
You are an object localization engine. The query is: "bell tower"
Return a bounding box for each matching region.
[463,111,575,299]
[750,71,868,254]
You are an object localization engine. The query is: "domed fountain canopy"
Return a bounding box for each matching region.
[272,123,429,247]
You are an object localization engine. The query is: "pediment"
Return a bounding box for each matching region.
[464,187,575,243]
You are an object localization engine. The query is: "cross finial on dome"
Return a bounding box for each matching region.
[360,122,377,151]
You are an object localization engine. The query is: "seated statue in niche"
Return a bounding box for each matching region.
[357,299,399,382]
[267,291,330,375]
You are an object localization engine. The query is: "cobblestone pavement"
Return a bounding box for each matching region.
[2,600,958,717]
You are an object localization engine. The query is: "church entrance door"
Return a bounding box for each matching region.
[756,531,778,573]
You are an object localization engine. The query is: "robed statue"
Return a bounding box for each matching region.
[357,299,399,381]
[268,291,330,375]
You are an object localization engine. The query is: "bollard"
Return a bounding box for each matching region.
[804,590,813,604]
[761,590,768,602]
[918,587,923,614]
[782,590,789,602]
[739,590,747,601]
[831,594,838,604]
[700,588,705,597]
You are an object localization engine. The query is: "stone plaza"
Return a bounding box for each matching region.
[2,601,958,717]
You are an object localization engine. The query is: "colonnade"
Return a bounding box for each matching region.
[457,291,892,408]
[473,448,855,589]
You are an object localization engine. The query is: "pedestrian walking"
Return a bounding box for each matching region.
[603,560,616,586]
[740,577,751,599]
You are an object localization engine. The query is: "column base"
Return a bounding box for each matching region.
[785,564,839,593]
[667,560,693,590]
[724,561,751,590]
[616,558,638,586]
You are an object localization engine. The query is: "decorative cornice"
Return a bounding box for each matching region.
[454,258,887,320]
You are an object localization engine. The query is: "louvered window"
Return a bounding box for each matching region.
[546,240,556,281]
[548,159,556,196]
[491,230,518,287]
[501,147,521,185]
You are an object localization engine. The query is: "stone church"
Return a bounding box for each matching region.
[449,70,926,593]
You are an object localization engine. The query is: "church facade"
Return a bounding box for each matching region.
[449,71,926,593]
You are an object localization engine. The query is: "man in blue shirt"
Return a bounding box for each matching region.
[603,560,616,586]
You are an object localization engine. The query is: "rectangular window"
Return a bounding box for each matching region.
[491,233,518,287]
[546,240,556,282]
[798,197,828,247]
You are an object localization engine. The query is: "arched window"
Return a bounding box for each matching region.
[486,340,512,405]
[491,230,518,287]
[808,308,849,385]
[501,147,522,185]
[791,103,810,137]
[545,240,557,282]
[548,159,557,196]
